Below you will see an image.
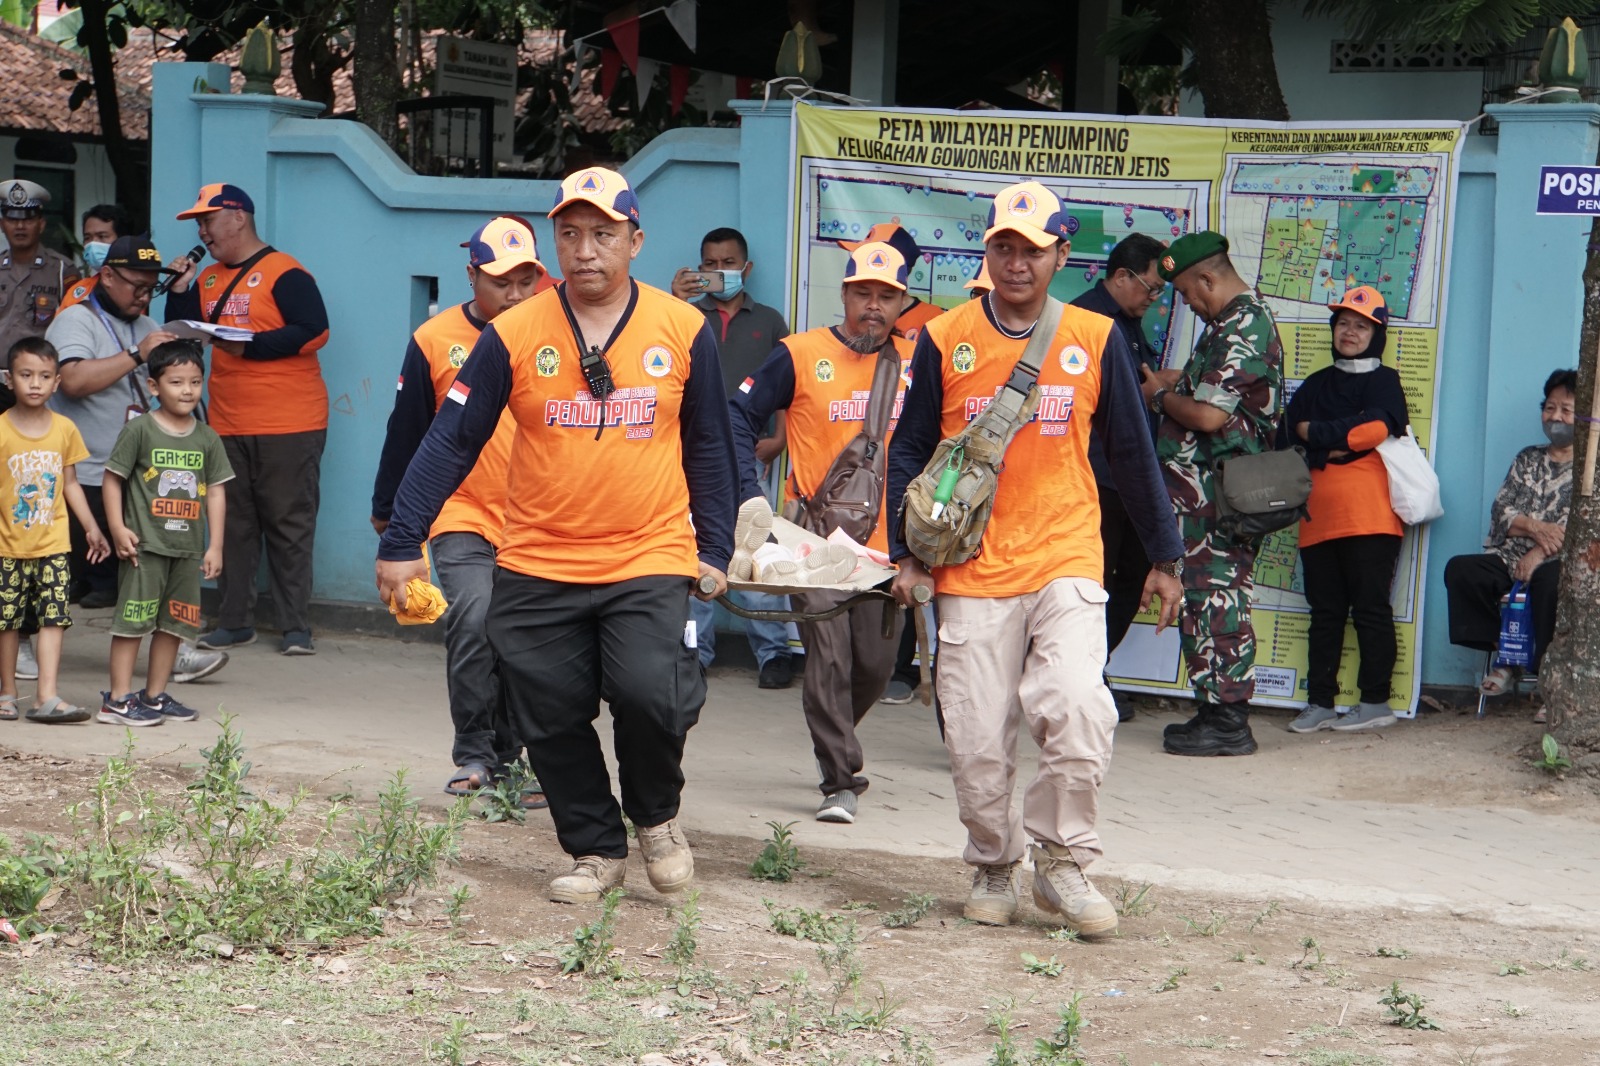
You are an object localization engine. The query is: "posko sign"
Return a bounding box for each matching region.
[1536,165,1600,214]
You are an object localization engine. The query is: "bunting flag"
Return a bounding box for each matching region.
[669,64,690,115]
[570,40,591,95]
[599,47,622,99]
[635,57,661,108]
[666,0,697,51]
[606,9,641,73]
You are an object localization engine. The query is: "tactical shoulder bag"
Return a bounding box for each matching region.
[901,298,1063,568]
[783,339,901,544]
[1213,445,1311,537]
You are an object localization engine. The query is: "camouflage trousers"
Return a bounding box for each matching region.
[1178,515,1261,705]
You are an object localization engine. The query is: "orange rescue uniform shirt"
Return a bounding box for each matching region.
[193,251,329,435]
[780,328,912,554]
[924,298,1114,598]
[59,278,96,313]
[491,284,706,583]
[895,299,943,343]
[413,306,516,545]
[1298,421,1401,548]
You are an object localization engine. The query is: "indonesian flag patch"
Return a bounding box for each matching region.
[447,382,471,405]
[739,377,754,393]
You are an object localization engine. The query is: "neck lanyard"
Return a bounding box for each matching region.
[87,293,148,411]
[557,282,637,441]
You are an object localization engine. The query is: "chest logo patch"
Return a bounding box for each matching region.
[535,345,560,377]
[203,274,217,290]
[952,343,977,374]
[246,271,263,288]
[447,344,469,369]
[643,346,672,378]
[814,358,835,382]
[1059,345,1089,376]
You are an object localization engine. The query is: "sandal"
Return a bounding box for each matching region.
[0,695,17,721]
[520,780,549,811]
[26,696,91,724]
[444,763,492,797]
[1480,666,1514,697]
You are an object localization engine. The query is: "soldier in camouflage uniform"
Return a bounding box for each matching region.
[1141,231,1283,756]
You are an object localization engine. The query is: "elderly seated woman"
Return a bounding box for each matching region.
[1443,368,1577,709]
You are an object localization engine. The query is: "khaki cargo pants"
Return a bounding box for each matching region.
[936,576,1117,871]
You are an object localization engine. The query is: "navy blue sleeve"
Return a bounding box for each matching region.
[164,284,200,323]
[729,343,796,501]
[370,339,437,522]
[1095,329,1183,563]
[243,269,330,362]
[377,325,511,561]
[886,329,945,562]
[680,321,737,572]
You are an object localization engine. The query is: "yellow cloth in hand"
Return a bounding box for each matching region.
[390,578,447,625]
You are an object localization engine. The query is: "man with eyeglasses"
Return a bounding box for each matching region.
[1070,233,1169,722]
[375,168,737,907]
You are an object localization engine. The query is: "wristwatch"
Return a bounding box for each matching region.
[1153,558,1184,579]
[126,345,143,366]
[1150,387,1169,415]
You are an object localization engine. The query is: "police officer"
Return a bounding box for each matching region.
[1141,231,1284,757]
[0,179,76,381]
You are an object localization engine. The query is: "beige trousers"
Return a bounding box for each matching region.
[936,577,1116,870]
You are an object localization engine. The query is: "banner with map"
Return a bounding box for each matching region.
[788,102,1465,714]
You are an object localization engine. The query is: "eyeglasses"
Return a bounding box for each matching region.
[580,344,615,440]
[1123,269,1164,300]
[109,268,157,299]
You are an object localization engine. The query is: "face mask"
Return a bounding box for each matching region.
[1544,420,1576,448]
[1334,356,1381,374]
[82,241,111,272]
[715,269,744,301]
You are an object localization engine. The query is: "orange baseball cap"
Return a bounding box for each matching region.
[549,168,641,224]
[1329,285,1388,325]
[839,220,922,265]
[983,181,1069,248]
[841,241,908,291]
[177,182,255,220]
[462,215,544,276]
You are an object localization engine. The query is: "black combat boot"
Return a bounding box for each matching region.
[1163,701,1257,756]
[1162,698,1211,739]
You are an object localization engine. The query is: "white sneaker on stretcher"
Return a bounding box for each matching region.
[730,498,774,581]
[751,541,859,586]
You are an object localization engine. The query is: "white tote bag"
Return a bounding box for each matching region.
[1376,427,1444,525]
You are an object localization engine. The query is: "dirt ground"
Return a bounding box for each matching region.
[4,694,1599,1065]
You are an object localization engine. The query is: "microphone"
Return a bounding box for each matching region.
[153,245,206,297]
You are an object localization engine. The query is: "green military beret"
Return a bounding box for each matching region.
[1157,230,1229,282]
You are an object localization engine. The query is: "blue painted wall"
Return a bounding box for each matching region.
[148,62,1600,689]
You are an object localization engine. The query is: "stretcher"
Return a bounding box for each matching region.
[694,516,935,704]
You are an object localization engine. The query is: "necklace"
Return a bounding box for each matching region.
[986,292,1036,340]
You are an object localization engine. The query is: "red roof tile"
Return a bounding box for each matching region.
[0,19,150,140]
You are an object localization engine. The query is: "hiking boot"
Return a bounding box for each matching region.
[548,855,627,904]
[1163,701,1257,757]
[15,637,38,681]
[172,644,228,683]
[816,790,857,824]
[963,860,1021,925]
[1288,704,1340,733]
[758,655,794,689]
[879,680,915,705]
[1331,701,1396,732]
[636,818,694,893]
[1030,843,1118,938]
[98,691,164,728]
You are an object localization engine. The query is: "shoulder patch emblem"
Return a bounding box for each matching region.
[952,343,976,374]
[245,271,263,288]
[815,358,834,382]
[535,345,560,377]
[643,346,672,378]
[1059,345,1089,376]
[447,344,469,368]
